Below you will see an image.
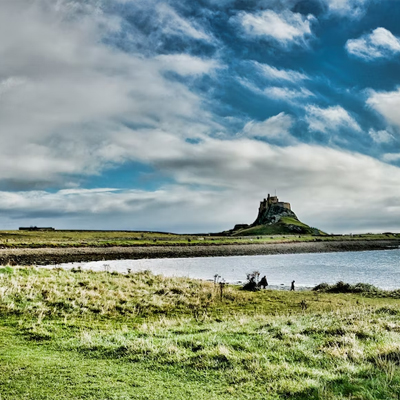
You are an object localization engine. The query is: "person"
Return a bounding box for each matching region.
[242,276,257,291]
[290,280,295,291]
[248,276,257,290]
[259,275,268,289]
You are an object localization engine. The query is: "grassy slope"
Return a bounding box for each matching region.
[232,217,318,236]
[2,267,400,399]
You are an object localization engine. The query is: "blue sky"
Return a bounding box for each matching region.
[1,0,400,233]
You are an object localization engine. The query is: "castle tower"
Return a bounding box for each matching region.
[253,194,294,225]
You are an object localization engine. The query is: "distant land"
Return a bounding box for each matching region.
[0,231,399,267]
[1,194,398,265]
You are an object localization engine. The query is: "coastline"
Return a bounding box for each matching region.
[1,239,399,265]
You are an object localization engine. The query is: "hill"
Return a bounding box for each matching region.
[232,217,318,236]
[228,194,323,236]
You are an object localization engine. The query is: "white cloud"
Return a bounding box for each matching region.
[252,61,309,82]
[155,54,220,76]
[323,0,369,18]
[238,78,314,105]
[3,140,400,233]
[369,128,394,143]
[0,0,219,188]
[0,77,27,95]
[235,9,315,46]
[346,28,400,61]
[306,105,361,133]
[266,86,314,100]
[367,87,400,129]
[382,153,400,163]
[156,3,213,42]
[111,0,218,53]
[237,78,264,95]
[242,113,295,142]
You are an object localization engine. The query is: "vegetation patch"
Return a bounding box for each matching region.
[312,281,400,300]
[0,229,398,250]
[2,268,400,399]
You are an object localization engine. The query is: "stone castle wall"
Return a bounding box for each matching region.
[253,194,294,226]
[277,202,291,210]
[259,195,291,213]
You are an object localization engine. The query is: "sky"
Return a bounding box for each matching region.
[1,0,400,233]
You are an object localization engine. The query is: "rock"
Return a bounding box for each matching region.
[255,204,298,225]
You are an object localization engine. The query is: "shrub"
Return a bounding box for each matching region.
[313,281,381,294]
[312,282,329,291]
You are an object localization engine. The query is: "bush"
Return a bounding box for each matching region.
[313,281,381,294]
[241,272,260,292]
[312,283,329,291]
[241,281,259,291]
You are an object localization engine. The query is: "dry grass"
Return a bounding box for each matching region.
[2,267,400,399]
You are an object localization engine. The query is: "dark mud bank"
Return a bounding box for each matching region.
[1,239,400,266]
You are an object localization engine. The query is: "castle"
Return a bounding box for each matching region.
[230,193,309,233]
[252,193,294,226]
[258,194,291,215]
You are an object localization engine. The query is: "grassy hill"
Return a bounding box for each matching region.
[232,216,323,236]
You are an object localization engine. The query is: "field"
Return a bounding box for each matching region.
[2,267,400,399]
[0,229,398,248]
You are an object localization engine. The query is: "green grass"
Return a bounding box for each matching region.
[233,217,317,236]
[0,229,397,249]
[2,267,400,398]
[280,216,313,228]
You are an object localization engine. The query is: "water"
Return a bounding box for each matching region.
[51,249,400,290]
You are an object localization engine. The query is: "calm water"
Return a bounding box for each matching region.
[52,249,400,290]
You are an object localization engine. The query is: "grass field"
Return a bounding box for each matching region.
[0,229,398,248]
[2,267,400,399]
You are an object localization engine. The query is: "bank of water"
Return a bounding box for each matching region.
[49,248,400,290]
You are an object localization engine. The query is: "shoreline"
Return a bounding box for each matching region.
[1,239,399,265]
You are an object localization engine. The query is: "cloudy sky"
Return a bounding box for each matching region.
[1,0,400,233]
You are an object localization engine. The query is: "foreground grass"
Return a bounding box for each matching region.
[0,229,398,248]
[2,268,400,399]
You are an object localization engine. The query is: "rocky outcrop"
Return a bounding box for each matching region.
[253,204,298,225]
